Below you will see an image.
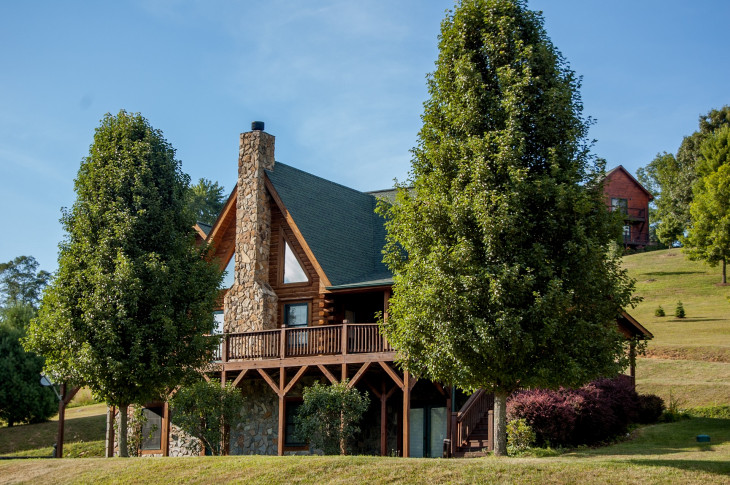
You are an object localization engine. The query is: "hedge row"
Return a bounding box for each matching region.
[507,376,664,447]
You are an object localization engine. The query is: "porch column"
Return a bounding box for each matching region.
[380,382,387,456]
[402,371,411,458]
[629,340,636,388]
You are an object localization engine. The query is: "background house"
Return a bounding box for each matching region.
[603,165,654,247]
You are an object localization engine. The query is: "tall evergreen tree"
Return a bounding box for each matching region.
[25,111,222,456]
[377,0,636,455]
[685,125,730,284]
[187,178,226,226]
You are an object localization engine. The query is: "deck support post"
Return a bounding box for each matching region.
[277,394,285,456]
[402,371,411,458]
[629,340,636,388]
[55,383,80,458]
[380,381,387,456]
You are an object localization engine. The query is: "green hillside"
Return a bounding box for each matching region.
[623,248,730,407]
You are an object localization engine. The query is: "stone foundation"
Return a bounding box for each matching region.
[230,380,279,455]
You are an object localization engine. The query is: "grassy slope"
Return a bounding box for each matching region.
[623,248,730,407]
[0,403,107,457]
[1,417,728,484]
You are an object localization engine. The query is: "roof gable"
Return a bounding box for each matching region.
[605,165,654,200]
[266,163,391,288]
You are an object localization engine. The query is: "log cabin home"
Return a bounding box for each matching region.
[107,123,653,458]
[603,165,654,248]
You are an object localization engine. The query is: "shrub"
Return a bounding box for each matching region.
[659,390,689,422]
[507,389,575,446]
[637,394,665,424]
[689,405,730,419]
[654,306,665,317]
[169,379,246,456]
[675,301,686,318]
[295,380,369,455]
[508,376,642,447]
[506,418,535,455]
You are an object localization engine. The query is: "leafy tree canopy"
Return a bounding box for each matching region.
[684,125,730,284]
[0,323,57,427]
[24,111,222,455]
[639,106,730,246]
[187,178,226,226]
[0,256,51,310]
[377,0,636,455]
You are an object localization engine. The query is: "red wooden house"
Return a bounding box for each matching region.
[109,125,653,458]
[603,165,654,247]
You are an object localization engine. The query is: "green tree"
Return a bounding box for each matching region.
[24,111,222,456]
[0,322,57,426]
[169,379,246,456]
[639,106,730,246]
[684,125,730,284]
[0,256,56,427]
[187,178,226,226]
[0,256,51,310]
[377,0,636,455]
[294,381,370,455]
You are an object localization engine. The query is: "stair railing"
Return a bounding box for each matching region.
[452,390,494,451]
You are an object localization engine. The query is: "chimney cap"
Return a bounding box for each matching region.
[251,121,265,131]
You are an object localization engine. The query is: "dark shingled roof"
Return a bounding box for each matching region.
[266,163,392,288]
[196,222,213,236]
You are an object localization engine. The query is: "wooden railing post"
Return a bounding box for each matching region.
[487,410,494,451]
[341,323,348,356]
[221,334,228,363]
[279,328,286,358]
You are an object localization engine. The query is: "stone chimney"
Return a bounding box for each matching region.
[223,122,278,333]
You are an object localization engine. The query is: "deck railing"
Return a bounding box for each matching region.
[220,323,393,361]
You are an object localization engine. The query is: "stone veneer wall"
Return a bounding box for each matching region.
[167,423,201,457]
[229,380,278,455]
[224,129,278,333]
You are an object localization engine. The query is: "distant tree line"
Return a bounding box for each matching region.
[637,105,730,284]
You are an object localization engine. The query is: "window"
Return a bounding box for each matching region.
[283,241,308,284]
[623,225,631,239]
[284,302,309,348]
[285,401,305,447]
[141,406,163,451]
[222,256,235,289]
[284,303,309,328]
[213,310,224,335]
[611,198,628,215]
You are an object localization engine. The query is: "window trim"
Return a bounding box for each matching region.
[283,398,308,449]
[139,402,169,455]
[282,301,311,328]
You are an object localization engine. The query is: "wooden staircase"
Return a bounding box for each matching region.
[449,390,494,458]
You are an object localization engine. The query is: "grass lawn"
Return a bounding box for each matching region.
[0,403,107,457]
[0,417,728,484]
[623,249,730,407]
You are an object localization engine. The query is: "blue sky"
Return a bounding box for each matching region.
[2,1,729,272]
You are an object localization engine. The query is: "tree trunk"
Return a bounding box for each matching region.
[118,403,129,457]
[493,391,508,456]
[722,258,727,285]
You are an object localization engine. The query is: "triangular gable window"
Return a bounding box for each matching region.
[283,241,308,284]
[222,255,235,289]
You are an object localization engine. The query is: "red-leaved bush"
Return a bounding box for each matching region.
[507,376,662,447]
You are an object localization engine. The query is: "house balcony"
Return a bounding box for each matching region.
[611,206,646,221]
[212,323,396,370]
[622,234,651,246]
